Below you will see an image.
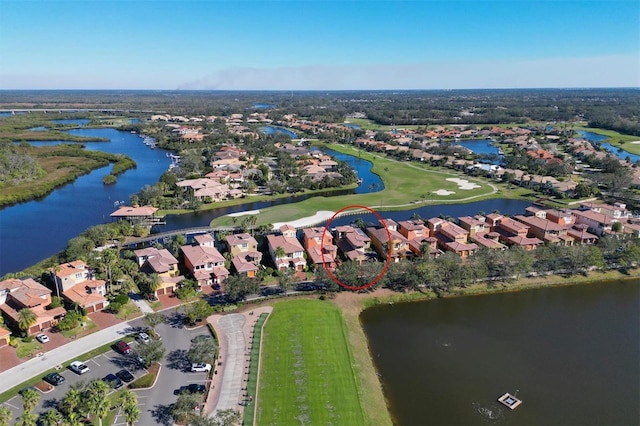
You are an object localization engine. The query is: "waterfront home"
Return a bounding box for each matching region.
[514,215,574,246]
[572,210,616,236]
[133,247,184,296]
[367,219,413,262]
[231,253,261,278]
[334,225,371,264]
[180,241,229,288]
[266,228,307,271]
[302,227,338,270]
[428,218,478,258]
[470,232,507,250]
[110,205,162,226]
[225,233,259,256]
[580,201,631,219]
[398,219,430,240]
[52,260,109,313]
[567,224,599,244]
[485,215,543,250]
[0,278,67,335]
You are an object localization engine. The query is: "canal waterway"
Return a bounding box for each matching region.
[577,130,640,163]
[262,125,298,139]
[361,279,640,425]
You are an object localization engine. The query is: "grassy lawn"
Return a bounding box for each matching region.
[60,318,97,339]
[242,313,268,425]
[115,301,142,320]
[212,142,516,227]
[256,299,366,425]
[15,339,44,359]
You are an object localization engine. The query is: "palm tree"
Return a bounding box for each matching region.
[274,246,286,268]
[17,309,37,336]
[20,387,39,413]
[0,407,11,426]
[60,388,81,416]
[39,409,63,426]
[119,390,140,426]
[84,380,110,426]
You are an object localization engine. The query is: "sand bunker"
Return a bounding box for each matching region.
[446,178,481,190]
[273,210,335,229]
[433,189,456,196]
[630,141,640,144]
[228,209,260,217]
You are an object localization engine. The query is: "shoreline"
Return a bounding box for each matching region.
[332,267,640,425]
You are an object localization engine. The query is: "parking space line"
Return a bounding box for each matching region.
[2,402,20,410]
[90,358,101,367]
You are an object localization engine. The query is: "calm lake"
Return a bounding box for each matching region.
[361,280,640,425]
[577,130,640,164]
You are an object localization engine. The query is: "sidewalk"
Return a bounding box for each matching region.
[204,306,272,417]
[0,321,136,393]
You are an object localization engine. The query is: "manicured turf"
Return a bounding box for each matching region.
[256,299,366,425]
[573,126,640,154]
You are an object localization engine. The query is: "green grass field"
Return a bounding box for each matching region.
[573,126,640,154]
[256,299,366,425]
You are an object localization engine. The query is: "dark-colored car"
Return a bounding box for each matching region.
[116,369,135,383]
[103,373,123,389]
[43,372,65,386]
[114,340,132,355]
[174,383,206,395]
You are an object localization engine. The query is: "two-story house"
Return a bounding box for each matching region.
[52,260,108,313]
[266,225,307,271]
[367,219,412,262]
[133,247,184,296]
[428,218,478,258]
[334,225,371,264]
[514,215,574,246]
[302,227,338,270]
[181,234,229,288]
[0,278,67,335]
[225,233,262,278]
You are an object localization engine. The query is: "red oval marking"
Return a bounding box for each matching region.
[320,205,392,291]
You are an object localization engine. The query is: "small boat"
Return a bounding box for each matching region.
[356,178,363,184]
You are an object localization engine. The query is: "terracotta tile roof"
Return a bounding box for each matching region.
[54,260,88,278]
[225,233,258,247]
[267,234,304,256]
[0,278,51,308]
[232,254,260,273]
[0,326,10,338]
[110,205,158,217]
[181,244,225,266]
[62,282,107,308]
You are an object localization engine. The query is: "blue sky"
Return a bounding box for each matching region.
[1,0,638,90]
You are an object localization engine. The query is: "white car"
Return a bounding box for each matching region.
[191,363,212,372]
[137,332,151,344]
[35,333,49,344]
[69,361,89,375]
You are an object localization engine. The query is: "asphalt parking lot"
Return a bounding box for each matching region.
[1,344,146,423]
[1,311,213,425]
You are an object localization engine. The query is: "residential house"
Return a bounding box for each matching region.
[266,226,306,271]
[0,326,10,347]
[514,215,574,246]
[428,218,478,257]
[491,217,543,250]
[0,278,67,335]
[367,219,412,262]
[225,233,262,278]
[572,210,616,236]
[52,260,108,313]
[334,225,371,264]
[181,238,229,288]
[133,247,184,296]
[110,205,163,226]
[567,224,599,244]
[302,227,338,270]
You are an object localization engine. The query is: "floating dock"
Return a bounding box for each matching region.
[498,392,522,410]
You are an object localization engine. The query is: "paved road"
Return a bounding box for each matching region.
[0,321,137,393]
[214,314,246,412]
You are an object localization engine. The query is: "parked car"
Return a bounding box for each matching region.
[116,369,135,383]
[114,340,132,355]
[69,361,89,375]
[35,333,49,344]
[191,363,212,372]
[136,332,151,344]
[103,373,124,389]
[174,383,206,395]
[43,372,65,386]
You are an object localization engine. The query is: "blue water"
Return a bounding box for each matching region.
[253,103,275,109]
[316,148,384,194]
[577,130,640,163]
[0,129,171,275]
[344,123,362,130]
[455,139,501,156]
[52,118,90,126]
[28,126,49,132]
[262,125,298,139]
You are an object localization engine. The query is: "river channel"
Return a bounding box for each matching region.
[361,279,640,425]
